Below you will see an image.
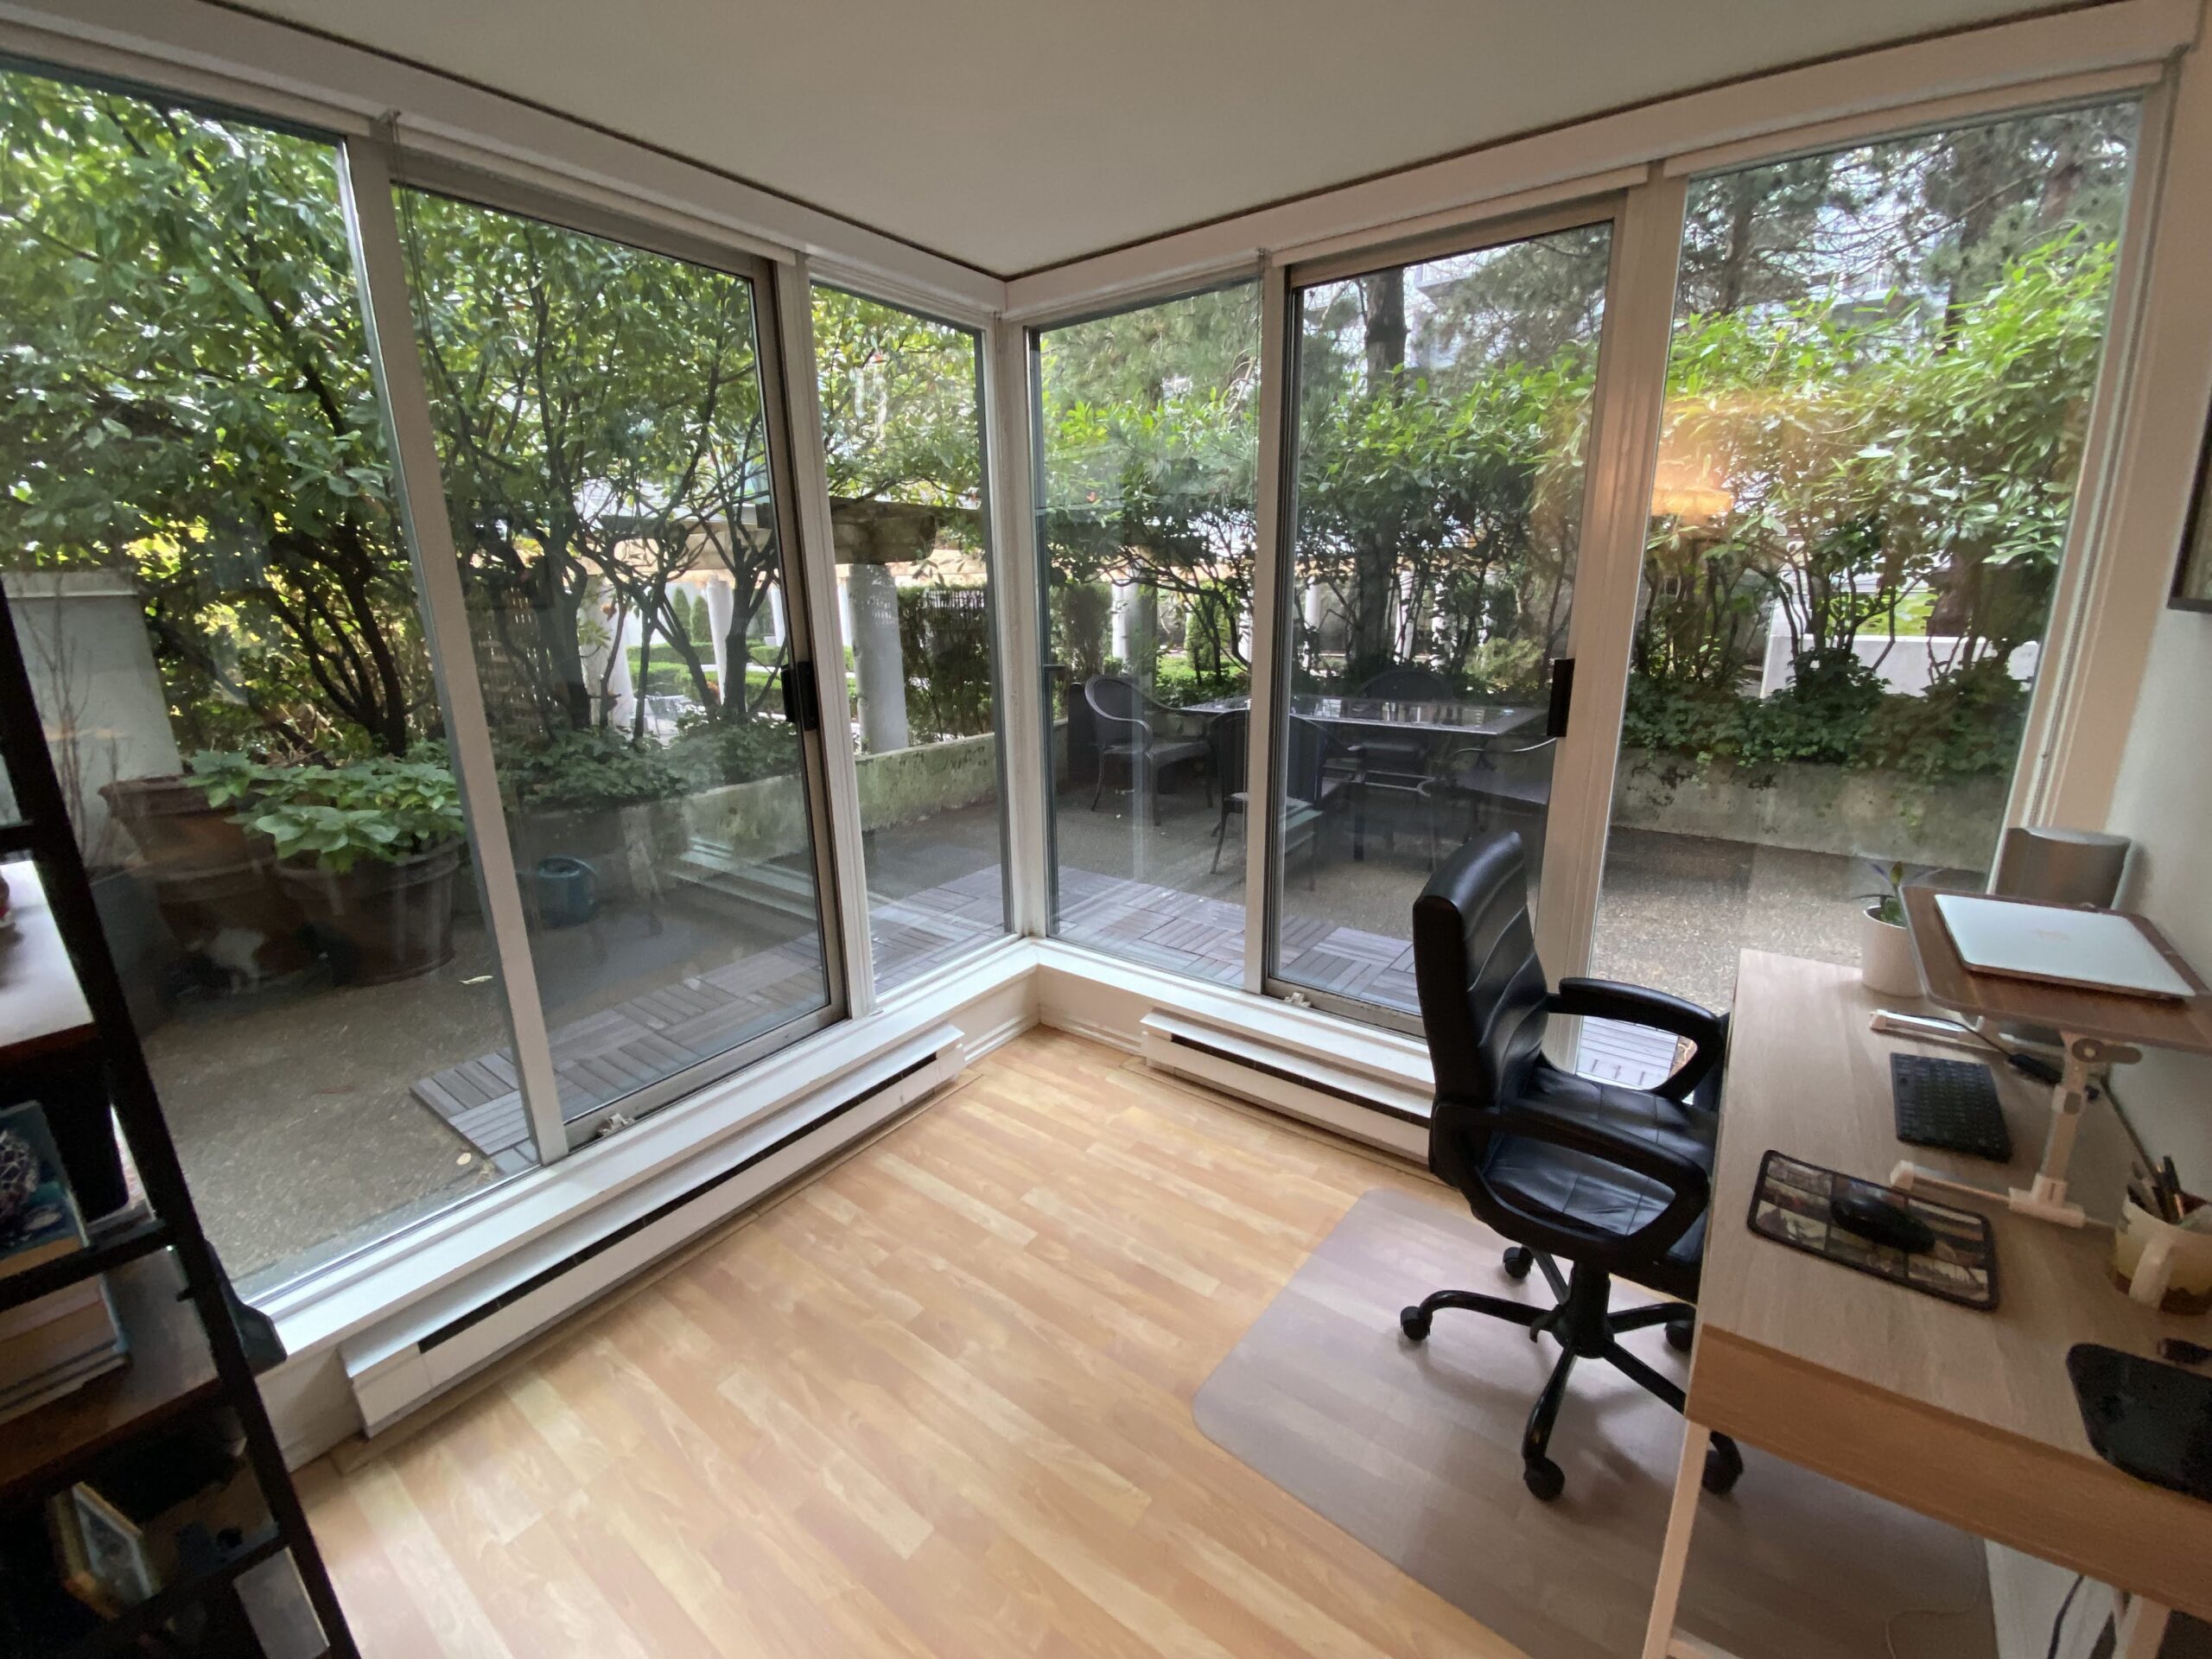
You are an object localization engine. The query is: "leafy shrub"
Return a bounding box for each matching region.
[189,750,464,872]
[1861,657,2030,779]
[498,727,687,813]
[1623,652,2027,781]
[668,716,795,788]
[897,583,993,741]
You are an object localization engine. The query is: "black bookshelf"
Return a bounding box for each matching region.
[0,582,357,1658]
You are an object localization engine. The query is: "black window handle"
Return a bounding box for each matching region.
[779,663,821,732]
[1546,658,1574,739]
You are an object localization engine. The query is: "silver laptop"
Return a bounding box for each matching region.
[1934,893,2192,1000]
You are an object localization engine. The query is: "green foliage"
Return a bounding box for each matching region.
[497,728,687,814]
[1052,581,1113,686]
[1860,859,1910,927]
[667,715,795,789]
[188,750,464,873]
[896,582,992,741]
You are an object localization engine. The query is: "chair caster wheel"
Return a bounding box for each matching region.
[1702,1436,1744,1496]
[1522,1458,1565,1502]
[1502,1247,1535,1281]
[1399,1306,1431,1342]
[1666,1314,1695,1354]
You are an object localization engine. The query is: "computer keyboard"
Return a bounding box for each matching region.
[1891,1053,2014,1163]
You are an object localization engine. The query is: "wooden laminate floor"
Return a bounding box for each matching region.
[300,1028,1524,1658]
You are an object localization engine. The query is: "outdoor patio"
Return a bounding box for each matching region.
[150,773,1877,1293]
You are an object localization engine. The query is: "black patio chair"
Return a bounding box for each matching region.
[1084,673,1211,820]
[1422,737,1557,881]
[1208,712,1365,887]
[1345,664,1458,850]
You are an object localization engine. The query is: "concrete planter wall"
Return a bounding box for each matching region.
[1609,748,2010,870]
[686,732,1001,861]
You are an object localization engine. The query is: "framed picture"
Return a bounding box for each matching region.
[2174,416,2212,611]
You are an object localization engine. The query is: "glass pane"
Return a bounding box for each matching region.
[1033,284,1261,983]
[0,70,524,1290]
[397,190,835,1146]
[1589,103,2140,1050]
[1273,225,1613,1020]
[812,288,1005,994]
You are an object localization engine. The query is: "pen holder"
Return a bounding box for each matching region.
[2111,1193,2212,1314]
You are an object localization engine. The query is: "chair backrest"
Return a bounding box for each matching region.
[1206,709,1249,788]
[1084,674,1146,736]
[1359,664,1455,704]
[1282,715,1330,805]
[1412,832,1549,1160]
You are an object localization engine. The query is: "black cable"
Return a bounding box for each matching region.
[2045,1573,2086,1659]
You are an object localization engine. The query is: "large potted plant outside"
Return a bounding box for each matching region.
[232,754,467,985]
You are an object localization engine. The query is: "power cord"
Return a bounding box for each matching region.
[2045,1573,2087,1659]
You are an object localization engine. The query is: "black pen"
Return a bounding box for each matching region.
[2161,1157,2186,1222]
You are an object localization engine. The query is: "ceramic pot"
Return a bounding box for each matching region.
[1859,904,1922,998]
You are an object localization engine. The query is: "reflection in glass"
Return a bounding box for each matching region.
[1033,284,1262,983]
[399,192,834,1147]
[1273,226,1613,1019]
[1591,105,2140,1024]
[812,289,1005,994]
[0,70,521,1288]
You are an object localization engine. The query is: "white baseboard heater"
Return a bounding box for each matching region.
[1138,1011,1431,1160]
[342,1026,964,1438]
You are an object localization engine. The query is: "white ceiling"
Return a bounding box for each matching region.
[238,0,2076,276]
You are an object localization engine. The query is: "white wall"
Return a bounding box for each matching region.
[2107,607,2212,1183]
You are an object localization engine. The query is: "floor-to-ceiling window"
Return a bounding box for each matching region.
[812,288,1007,994]
[1588,102,2142,1019]
[1032,283,1262,982]
[396,188,842,1152]
[0,68,526,1290]
[1267,220,1615,1024]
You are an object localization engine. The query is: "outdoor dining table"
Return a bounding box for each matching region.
[1179,692,1544,745]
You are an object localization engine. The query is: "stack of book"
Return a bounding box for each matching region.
[0,1103,124,1425]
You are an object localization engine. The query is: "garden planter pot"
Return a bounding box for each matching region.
[99,774,253,871]
[151,855,314,986]
[1859,905,1923,998]
[277,841,460,985]
[88,864,172,1030]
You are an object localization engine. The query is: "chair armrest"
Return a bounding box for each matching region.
[1450,1096,1710,1259]
[1548,977,1726,1103]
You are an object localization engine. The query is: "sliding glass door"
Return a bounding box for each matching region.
[1587,101,2143,1040]
[1263,216,1616,1026]
[1031,284,1262,984]
[395,183,844,1151]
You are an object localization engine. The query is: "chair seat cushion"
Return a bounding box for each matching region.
[1478,1065,1719,1299]
[1103,737,1208,766]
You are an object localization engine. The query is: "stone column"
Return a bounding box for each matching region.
[849,562,908,754]
[767,582,786,647]
[703,576,734,706]
[1110,580,1131,663]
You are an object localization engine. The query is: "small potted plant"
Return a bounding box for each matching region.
[239,753,467,985]
[1857,857,1923,998]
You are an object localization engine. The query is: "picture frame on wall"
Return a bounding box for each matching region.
[2174,413,2212,611]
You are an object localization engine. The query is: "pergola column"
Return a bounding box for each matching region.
[703,575,734,704]
[849,560,909,753]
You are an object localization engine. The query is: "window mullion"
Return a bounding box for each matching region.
[771,255,878,1015]
[336,135,570,1168]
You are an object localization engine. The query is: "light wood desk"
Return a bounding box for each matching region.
[1640,952,2212,1659]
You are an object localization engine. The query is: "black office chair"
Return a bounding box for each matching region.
[1403,831,1745,1503]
